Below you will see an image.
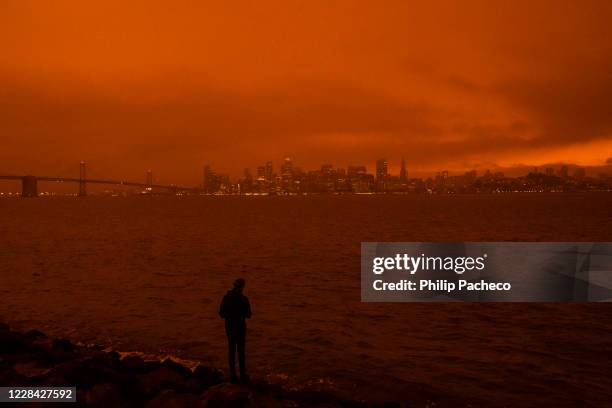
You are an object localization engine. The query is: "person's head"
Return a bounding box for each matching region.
[233,278,246,292]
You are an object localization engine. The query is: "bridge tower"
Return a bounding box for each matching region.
[79,161,87,196]
[21,175,38,197]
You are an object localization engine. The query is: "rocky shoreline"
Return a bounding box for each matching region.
[0,322,408,407]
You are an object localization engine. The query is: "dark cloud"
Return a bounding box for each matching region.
[494,61,612,147]
[2,67,611,182]
[0,75,444,179]
[2,1,612,183]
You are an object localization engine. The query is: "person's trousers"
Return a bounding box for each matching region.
[226,329,246,378]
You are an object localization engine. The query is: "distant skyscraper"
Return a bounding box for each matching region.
[281,157,293,191]
[146,169,153,186]
[375,159,388,181]
[265,161,273,182]
[203,165,218,193]
[347,165,367,178]
[375,159,388,192]
[242,168,253,192]
[256,166,266,180]
[560,165,569,179]
[281,157,293,178]
[399,158,407,182]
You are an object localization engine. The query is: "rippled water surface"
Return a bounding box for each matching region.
[1,194,611,406]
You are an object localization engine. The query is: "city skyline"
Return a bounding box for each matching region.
[199,156,611,194]
[2,156,610,196]
[2,2,612,181]
[2,155,612,187]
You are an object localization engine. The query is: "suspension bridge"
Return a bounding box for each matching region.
[0,162,202,197]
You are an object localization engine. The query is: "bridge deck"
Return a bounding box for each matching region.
[0,175,201,192]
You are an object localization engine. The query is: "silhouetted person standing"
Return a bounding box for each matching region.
[219,278,252,383]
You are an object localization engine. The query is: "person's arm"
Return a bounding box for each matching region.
[219,295,228,319]
[245,297,252,319]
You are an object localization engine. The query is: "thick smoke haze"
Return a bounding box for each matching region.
[1,1,611,183]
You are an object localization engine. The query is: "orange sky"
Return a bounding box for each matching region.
[1,0,611,183]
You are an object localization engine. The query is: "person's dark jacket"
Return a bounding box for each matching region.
[219,288,252,335]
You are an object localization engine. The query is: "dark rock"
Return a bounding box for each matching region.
[28,334,54,353]
[85,383,130,408]
[193,365,213,378]
[25,329,46,339]
[76,389,88,405]
[0,365,26,386]
[199,383,285,408]
[52,338,76,352]
[0,330,26,353]
[249,379,282,395]
[143,359,162,372]
[13,362,53,380]
[0,329,49,355]
[199,383,287,407]
[199,383,255,408]
[339,401,368,408]
[0,351,37,365]
[121,355,147,373]
[35,349,75,366]
[85,350,122,370]
[131,364,193,400]
[373,403,401,408]
[161,357,193,378]
[145,389,202,408]
[38,372,70,387]
[55,355,127,389]
[193,365,224,388]
[0,326,391,407]
[284,388,336,406]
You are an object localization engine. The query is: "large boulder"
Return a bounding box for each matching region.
[0,330,26,353]
[12,362,53,380]
[37,371,70,387]
[199,383,284,408]
[0,364,25,386]
[129,362,194,401]
[52,338,76,352]
[200,383,253,408]
[120,355,148,373]
[193,365,223,384]
[54,353,125,389]
[35,348,75,366]
[161,358,193,378]
[146,389,202,408]
[24,329,46,339]
[84,383,130,408]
